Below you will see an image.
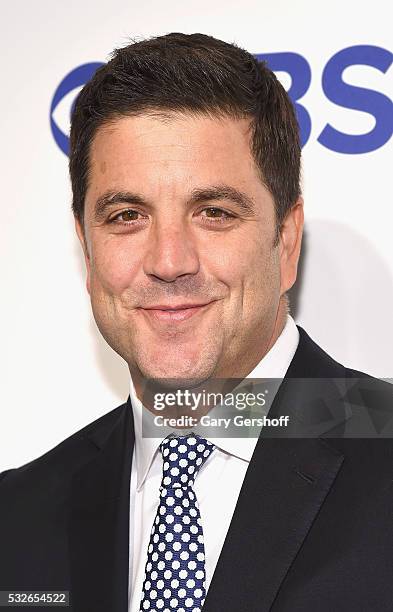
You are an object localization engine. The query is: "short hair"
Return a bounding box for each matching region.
[69,32,301,239]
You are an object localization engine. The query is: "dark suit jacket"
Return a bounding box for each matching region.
[1,326,392,611]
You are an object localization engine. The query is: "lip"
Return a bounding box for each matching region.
[139,302,214,323]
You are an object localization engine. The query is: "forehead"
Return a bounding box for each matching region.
[90,113,256,181]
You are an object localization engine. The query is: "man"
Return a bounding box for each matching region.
[0,33,392,612]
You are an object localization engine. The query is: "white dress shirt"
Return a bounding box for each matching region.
[128,315,299,611]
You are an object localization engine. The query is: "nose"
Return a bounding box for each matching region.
[143,219,200,282]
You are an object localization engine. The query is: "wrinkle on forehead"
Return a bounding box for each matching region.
[93,111,253,149]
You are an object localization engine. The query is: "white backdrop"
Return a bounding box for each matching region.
[1,0,392,470]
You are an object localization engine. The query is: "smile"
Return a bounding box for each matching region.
[139,302,214,323]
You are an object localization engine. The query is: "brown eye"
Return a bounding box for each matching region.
[119,210,139,222]
[205,207,226,217]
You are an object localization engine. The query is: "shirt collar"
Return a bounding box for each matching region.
[129,314,299,490]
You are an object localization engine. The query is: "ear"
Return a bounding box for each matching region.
[279,197,304,295]
[74,216,91,295]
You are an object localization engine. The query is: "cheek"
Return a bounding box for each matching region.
[89,237,140,294]
[218,232,275,281]
[240,238,280,301]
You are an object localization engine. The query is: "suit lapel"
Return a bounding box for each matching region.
[202,437,344,612]
[203,326,346,612]
[69,400,134,612]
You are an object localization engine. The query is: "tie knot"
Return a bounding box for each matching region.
[159,434,215,489]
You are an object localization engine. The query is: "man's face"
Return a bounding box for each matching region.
[76,112,303,394]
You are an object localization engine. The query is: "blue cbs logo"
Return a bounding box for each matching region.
[50,45,392,156]
[50,62,103,155]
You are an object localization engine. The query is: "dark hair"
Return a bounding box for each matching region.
[69,32,301,237]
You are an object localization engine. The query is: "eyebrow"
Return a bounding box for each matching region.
[93,184,257,221]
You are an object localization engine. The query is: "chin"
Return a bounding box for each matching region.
[141,364,209,384]
[144,375,211,393]
[137,350,217,386]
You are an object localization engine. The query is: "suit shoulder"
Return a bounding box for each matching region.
[0,399,129,488]
[324,365,393,463]
[343,365,393,394]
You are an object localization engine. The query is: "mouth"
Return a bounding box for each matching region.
[138,302,215,323]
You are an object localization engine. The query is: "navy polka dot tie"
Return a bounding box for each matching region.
[139,433,216,611]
